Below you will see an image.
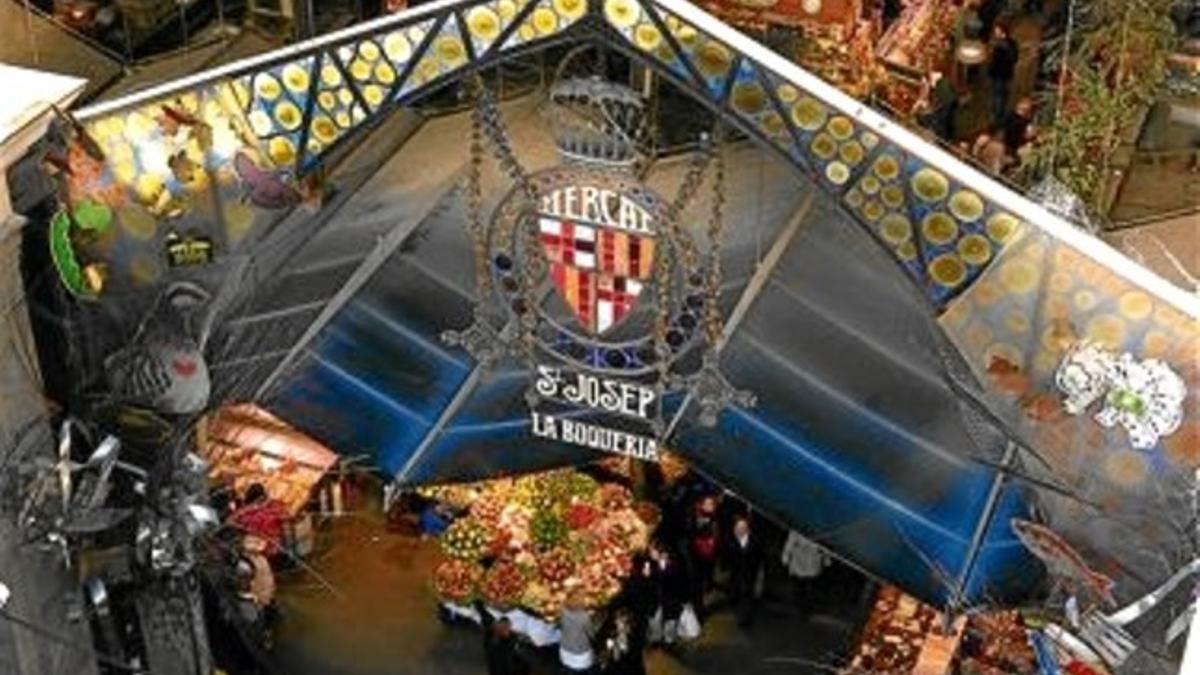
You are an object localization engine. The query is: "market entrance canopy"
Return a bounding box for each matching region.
[53,0,1198,616]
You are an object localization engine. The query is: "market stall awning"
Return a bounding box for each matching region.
[203,403,338,514]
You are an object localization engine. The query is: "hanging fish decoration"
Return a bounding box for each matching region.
[156,103,201,135]
[987,355,1031,396]
[985,357,1064,421]
[1011,519,1117,608]
[1022,392,1064,422]
[157,103,213,151]
[233,151,301,209]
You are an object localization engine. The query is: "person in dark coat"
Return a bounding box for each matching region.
[987,24,1019,124]
[922,71,960,143]
[725,516,765,628]
[481,611,531,675]
[649,542,689,644]
[619,553,655,630]
[1001,97,1037,157]
[686,495,719,618]
[600,608,647,675]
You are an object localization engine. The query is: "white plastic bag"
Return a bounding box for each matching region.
[647,608,664,644]
[678,604,701,641]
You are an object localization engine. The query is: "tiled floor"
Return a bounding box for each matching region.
[271,501,871,675]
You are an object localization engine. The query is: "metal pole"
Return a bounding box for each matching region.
[22,0,39,63]
[178,0,189,52]
[947,440,1018,625]
[121,10,133,61]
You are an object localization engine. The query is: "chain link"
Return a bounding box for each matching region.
[467,80,490,300]
[704,123,727,349]
[473,80,544,358]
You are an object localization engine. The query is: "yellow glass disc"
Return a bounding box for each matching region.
[311,116,338,143]
[604,0,641,29]
[921,212,958,245]
[929,254,967,288]
[358,41,381,61]
[695,42,732,77]
[375,62,397,85]
[274,101,302,131]
[467,6,502,40]
[731,82,767,115]
[248,109,273,136]
[879,214,912,246]
[255,74,282,101]
[321,64,342,87]
[282,63,309,93]
[634,23,661,51]
[383,33,413,62]
[956,233,992,266]
[531,7,558,35]
[986,212,1019,244]
[553,0,586,21]
[268,136,296,165]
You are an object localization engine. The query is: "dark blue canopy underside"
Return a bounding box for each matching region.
[269,166,1042,609]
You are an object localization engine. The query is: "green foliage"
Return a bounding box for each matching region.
[1020,0,1179,211]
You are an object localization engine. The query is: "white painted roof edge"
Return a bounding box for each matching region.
[68,0,1199,317]
[0,63,87,147]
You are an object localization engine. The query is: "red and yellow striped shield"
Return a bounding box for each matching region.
[538,216,656,335]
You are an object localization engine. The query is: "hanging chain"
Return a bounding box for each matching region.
[473,79,544,358]
[467,82,490,299]
[704,123,727,349]
[652,131,717,392]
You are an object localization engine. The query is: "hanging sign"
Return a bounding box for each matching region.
[529,366,660,461]
[480,169,694,463]
[165,232,215,267]
[444,80,755,462]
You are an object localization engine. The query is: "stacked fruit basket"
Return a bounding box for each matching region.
[423,470,654,623]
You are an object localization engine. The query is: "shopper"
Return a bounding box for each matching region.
[971,131,1009,175]
[988,24,1019,124]
[618,553,655,632]
[725,516,764,628]
[228,483,288,559]
[686,495,719,618]
[1002,97,1037,158]
[482,615,531,675]
[600,608,647,675]
[419,501,453,537]
[559,589,597,672]
[648,542,688,645]
[921,71,960,143]
[780,530,828,608]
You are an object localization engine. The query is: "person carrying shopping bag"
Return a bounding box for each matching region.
[600,608,647,675]
[647,542,689,645]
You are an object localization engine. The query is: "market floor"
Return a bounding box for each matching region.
[270,499,871,675]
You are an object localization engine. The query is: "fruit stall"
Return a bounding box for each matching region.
[874,0,961,118]
[842,586,1118,674]
[201,404,339,515]
[419,469,656,644]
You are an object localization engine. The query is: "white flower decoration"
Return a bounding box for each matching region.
[1055,341,1116,415]
[1094,354,1186,450]
[1056,341,1188,450]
